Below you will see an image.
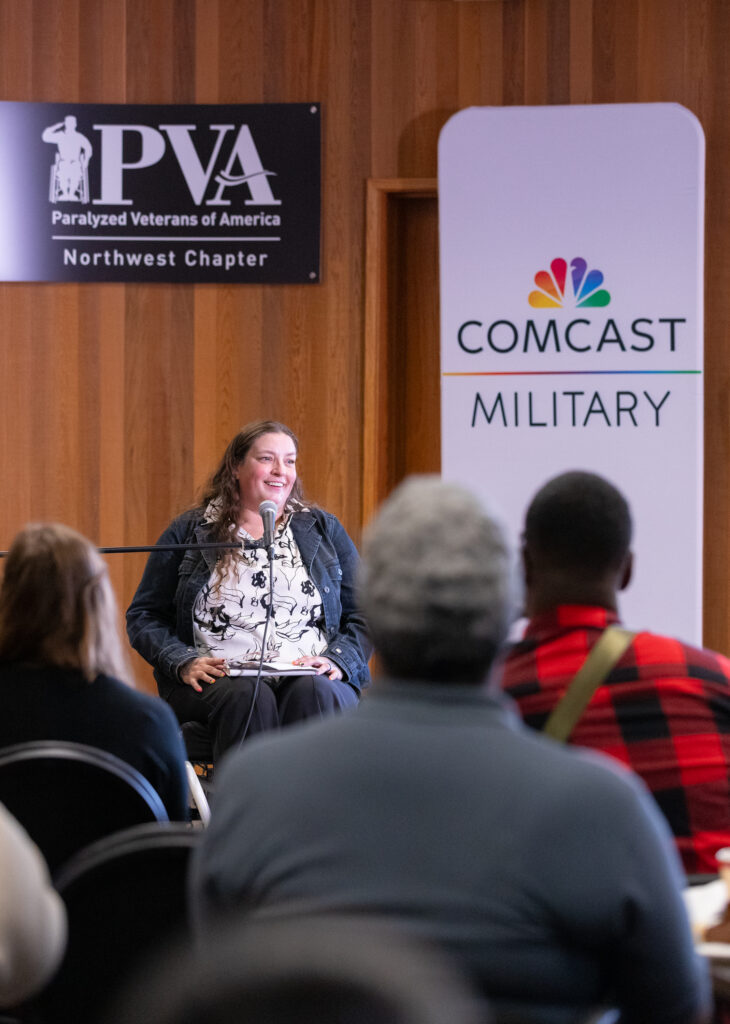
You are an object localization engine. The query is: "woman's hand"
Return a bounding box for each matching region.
[293,655,343,681]
[179,657,228,692]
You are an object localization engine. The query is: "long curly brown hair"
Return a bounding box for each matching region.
[196,421,305,546]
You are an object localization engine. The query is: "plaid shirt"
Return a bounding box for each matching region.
[499,604,730,874]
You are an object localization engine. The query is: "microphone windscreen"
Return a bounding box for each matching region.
[259,500,278,517]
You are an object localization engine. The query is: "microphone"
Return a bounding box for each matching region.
[259,500,277,554]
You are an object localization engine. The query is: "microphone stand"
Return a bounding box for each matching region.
[237,548,275,748]
[0,541,263,558]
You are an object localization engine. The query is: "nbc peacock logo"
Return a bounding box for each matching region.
[528,257,611,309]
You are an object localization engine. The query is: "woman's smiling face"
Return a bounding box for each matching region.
[234,432,298,515]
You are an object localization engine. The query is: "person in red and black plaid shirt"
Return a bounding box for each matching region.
[499,469,730,875]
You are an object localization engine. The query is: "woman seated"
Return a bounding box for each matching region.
[0,523,188,820]
[126,420,371,761]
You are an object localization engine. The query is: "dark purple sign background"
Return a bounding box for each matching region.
[0,102,320,283]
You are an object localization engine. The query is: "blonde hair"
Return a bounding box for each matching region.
[0,523,131,684]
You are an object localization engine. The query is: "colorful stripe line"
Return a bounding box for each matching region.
[442,369,702,377]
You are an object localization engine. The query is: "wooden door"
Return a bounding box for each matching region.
[363,179,440,525]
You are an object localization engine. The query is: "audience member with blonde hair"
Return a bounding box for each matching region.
[0,523,188,820]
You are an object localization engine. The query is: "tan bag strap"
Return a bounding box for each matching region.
[542,626,636,743]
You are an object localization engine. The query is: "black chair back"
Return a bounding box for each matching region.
[40,822,199,1024]
[0,740,167,874]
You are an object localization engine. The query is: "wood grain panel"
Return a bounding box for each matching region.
[701,0,730,655]
[456,2,504,106]
[0,0,727,695]
[569,0,593,104]
[0,2,33,99]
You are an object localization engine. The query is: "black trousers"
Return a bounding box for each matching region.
[165,673,358,761]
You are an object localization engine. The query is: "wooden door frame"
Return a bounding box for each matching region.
[362,178,437,527]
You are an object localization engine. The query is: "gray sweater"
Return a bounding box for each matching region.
[191,680,710,1024]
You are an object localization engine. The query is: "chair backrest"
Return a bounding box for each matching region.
[0,740,167,874]
[40,822,199,1024]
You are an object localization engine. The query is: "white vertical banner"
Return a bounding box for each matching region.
[438,104,704,643]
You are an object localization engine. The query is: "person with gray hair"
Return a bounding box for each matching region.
[190,477,709,1024]
[360,476,514,682]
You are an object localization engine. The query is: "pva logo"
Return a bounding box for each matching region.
[41,114,280,207]
[528,257,610,309]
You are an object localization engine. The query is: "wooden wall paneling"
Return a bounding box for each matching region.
[255,0,369,532]
[192,286,265,485]
[310,2,370,529]
[701,1,730,656]
[369,1,402,176]
[329,0,373,531]
[592,1,639,103]
[192,288,221,493]
[683,2,712,117]
[260,2,333,519]
[123,284,196,690]
[193,0,218,103]
[370,0,456,179]
[455,2,504,108]
[362,178,437,528]
[25,0,83,535]
[0,0,729,680]
[78,0,126,99]
[502,0,526,105]
[32,0,81,100]
[91,285,126,603]
[193,0,266,490]
[568,0,593,104]
[0,2,33,99]
[117,0,195,686]
[168,288,197,515]
[544,0,570,105]
[126,0,180,103]
[123,287,159,623]
[76,291,102,541]
[636,1,687,102]
[0,286,34,539]
[78,0,126,596]
[523,0,549,105]
[30,290,80,525]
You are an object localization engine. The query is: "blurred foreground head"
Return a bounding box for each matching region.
[359,476,516,683]
[104,914,485,1024]
[0,523,129,683]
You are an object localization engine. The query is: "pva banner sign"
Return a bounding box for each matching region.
[0,102,320,283]
[439,105,704,644]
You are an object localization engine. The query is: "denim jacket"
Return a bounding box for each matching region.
[126,508,372,697]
